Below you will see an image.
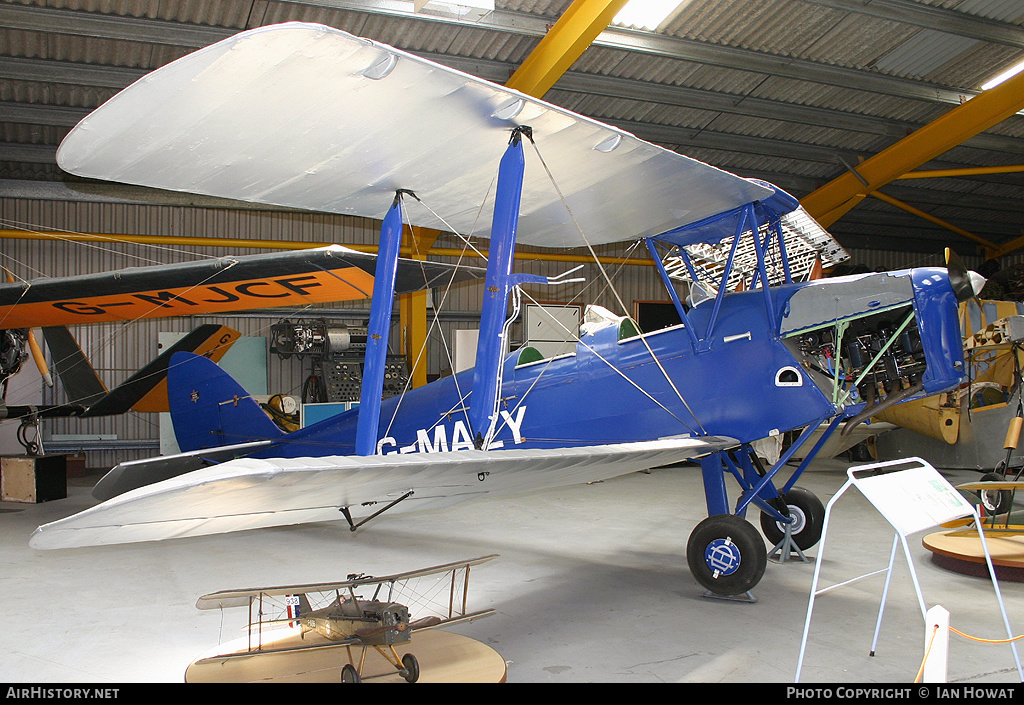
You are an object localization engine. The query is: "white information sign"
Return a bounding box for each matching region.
[796,457,1022,682]
[849,463,975,536]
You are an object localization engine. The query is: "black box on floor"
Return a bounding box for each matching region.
[1,455,68,503]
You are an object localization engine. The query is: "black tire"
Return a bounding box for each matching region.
[687,514,767,596]
[341,664,360,683]
[401,653,420,683]
[979,472,1013,516]
[759,486,825,551]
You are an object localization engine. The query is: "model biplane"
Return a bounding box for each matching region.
[29,23,980,598]
[192,555,496,683]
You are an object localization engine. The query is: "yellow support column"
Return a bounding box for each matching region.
[897,165,1024,180]
[400,227,441,388]
[802,68,1024,227]
[506,0,631,98]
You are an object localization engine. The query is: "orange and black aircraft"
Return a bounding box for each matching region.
[0,245,481,421]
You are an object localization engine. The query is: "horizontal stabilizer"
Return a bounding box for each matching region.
[91,439,275,501]
[30,436,737,550]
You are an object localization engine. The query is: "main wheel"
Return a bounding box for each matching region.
[400,653,420,683]
[341,664,361,683]
[979,472,1013,516]
[759,486,825,551]
[687,514,767,596]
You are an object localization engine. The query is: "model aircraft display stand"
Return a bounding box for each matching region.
[923,527,1024,581]
[923,480,1024,581]
[185,628,506,683]
[795,457,1022,682]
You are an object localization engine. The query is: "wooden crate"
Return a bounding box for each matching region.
[1,455,67,503]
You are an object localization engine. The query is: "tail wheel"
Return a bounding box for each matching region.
[759,486,825,551]
[979,472,1013,516]
[687,514,767,596]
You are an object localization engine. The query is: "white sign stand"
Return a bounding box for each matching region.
[794,457,1022,682]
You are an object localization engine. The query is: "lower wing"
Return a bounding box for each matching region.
[30,436,737,550]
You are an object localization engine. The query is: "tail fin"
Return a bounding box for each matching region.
[167,351,285,452]
[42,323,243,417]
[86,324,241,416]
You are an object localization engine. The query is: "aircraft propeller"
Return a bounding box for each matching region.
[945,247,986,305]
[3,268,52,388]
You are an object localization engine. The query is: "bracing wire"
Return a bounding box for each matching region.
[525,136,708,435]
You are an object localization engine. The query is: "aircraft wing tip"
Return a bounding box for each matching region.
[28,525,60,551]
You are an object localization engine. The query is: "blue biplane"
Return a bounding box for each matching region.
[29,23,977,597]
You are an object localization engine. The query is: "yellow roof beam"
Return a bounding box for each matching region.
[801,67,1024,228]
[506,0,631,97]
[400,226,441,389]
[868,191,1000,257]
[869,189,1024,260]
[0,229,652,266]
[990,233,1024,259]
[897,164,1024,179]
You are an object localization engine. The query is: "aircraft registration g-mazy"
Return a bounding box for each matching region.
[29,23,981,597]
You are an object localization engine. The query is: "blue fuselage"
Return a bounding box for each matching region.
[254,267,965,459]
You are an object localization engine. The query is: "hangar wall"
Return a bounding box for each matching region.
[0,195,998,468]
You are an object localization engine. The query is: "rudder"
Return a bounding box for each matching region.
[167,351,284,452]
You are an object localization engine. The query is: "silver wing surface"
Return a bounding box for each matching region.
[56,22,771,249]
[30,437,736,550]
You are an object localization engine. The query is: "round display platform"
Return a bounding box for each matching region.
[922,528,1024,582]
[185,629,506,683]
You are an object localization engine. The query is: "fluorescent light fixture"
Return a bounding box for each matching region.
[982,57,1024,90]
[613,0,684,31]
[414,0,494,22]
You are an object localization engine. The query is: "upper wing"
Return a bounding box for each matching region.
[195,555,499,610]
[0,245,481,328]
[56,22,772,249]
[30,436,737,550]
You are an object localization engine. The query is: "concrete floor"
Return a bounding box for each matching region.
[1,455,1022,684]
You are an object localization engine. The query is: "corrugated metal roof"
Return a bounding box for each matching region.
[3,0,1024,257]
